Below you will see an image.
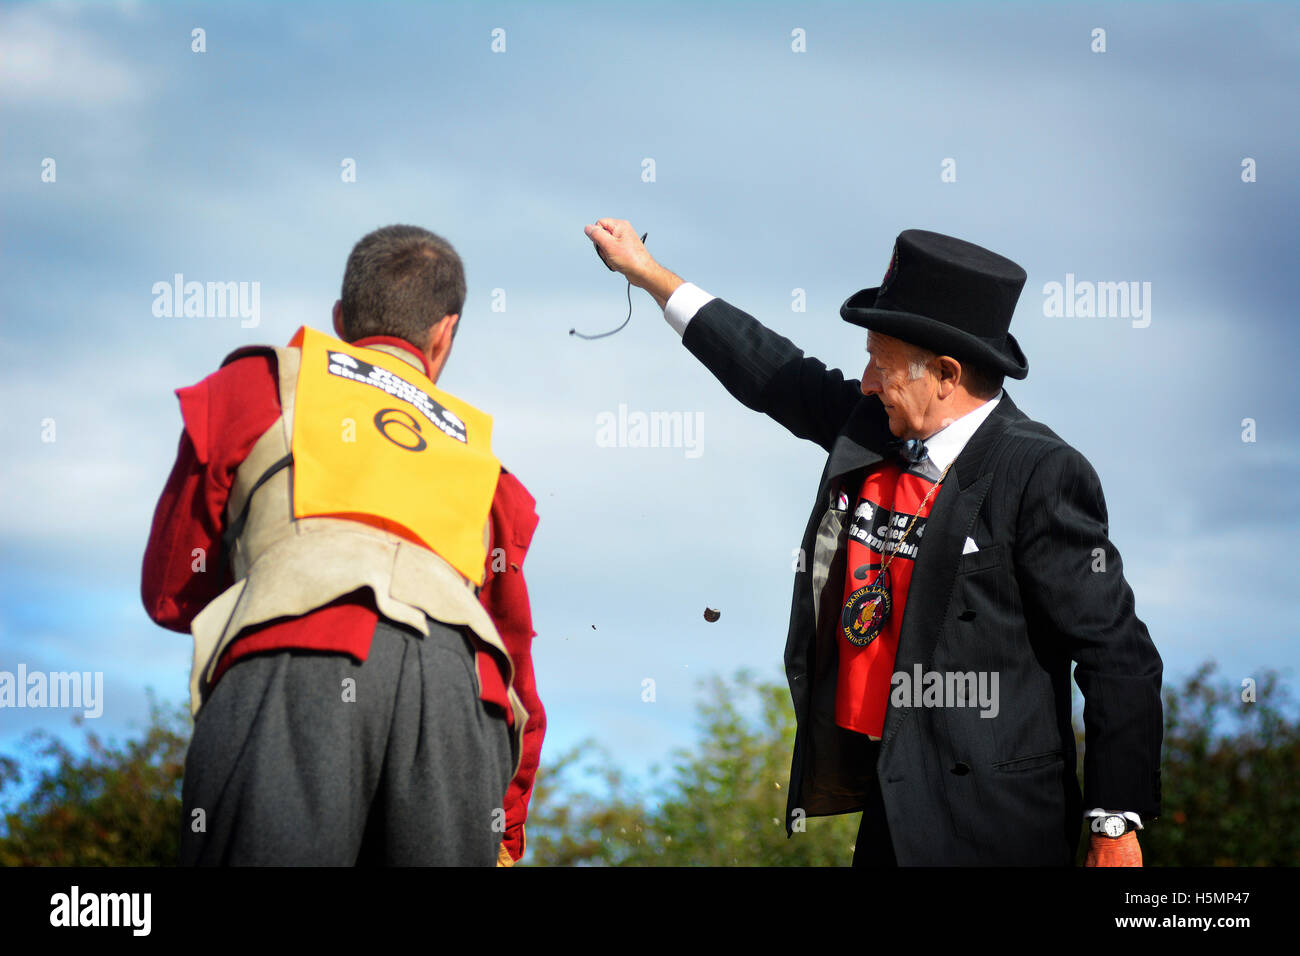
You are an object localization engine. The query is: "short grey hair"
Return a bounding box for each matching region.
[867,330,1003,398]
[867,330,932,380]
[903,344,934,381]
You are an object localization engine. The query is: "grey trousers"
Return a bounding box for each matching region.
[180,615,513,866]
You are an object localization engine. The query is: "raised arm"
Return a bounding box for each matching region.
[584,219,876,452]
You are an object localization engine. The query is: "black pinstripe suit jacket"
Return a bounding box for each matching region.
[681,296,1163,865]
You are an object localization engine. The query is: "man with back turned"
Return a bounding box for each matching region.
[143,225,545,866]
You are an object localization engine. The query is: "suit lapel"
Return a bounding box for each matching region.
[825,396,890,484]
[948,389,1025,493]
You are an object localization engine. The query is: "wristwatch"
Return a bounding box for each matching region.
[1093,814,1131,838]
[1087,808,1141,837]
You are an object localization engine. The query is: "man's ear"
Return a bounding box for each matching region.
[434,313,459,352]
[425,313,460,381]
[332,300,345,339]
[936,355,963,398]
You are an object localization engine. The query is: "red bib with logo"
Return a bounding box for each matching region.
[836,460,941,738]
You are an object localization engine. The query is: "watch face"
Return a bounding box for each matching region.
[1103,816,1127,838]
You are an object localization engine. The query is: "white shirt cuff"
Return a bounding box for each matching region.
[664,282,715,337]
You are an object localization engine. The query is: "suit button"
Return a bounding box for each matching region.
[951,762,971,775]
[958,609,976,622]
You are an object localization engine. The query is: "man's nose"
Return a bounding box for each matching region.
[860,368,880,396]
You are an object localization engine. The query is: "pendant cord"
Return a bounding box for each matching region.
[571,231,648,341]
[878,458,953,578]
[569,278,633,341]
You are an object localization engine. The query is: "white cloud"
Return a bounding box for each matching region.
[0,2,144,107]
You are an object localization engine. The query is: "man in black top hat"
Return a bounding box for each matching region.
[584,218,1162,866]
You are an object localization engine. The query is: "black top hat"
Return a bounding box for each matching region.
[840,229,1029,380]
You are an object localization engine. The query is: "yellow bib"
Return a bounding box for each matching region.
[288,325,500,585]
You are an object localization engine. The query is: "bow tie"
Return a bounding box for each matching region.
[888,437,929,464]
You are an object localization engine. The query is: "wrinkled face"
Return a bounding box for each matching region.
[859,332,935,438]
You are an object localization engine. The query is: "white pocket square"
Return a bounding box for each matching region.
[962,537,979,554]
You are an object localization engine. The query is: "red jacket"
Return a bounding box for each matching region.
[141,335,545,863]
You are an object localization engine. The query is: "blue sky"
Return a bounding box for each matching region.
[2,0,1297,808]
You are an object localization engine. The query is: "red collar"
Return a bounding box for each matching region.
[353,335,431,378]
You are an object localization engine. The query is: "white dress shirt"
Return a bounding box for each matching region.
[913,392,1002,481]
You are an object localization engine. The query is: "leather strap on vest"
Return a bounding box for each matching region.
[220,452,292,574]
